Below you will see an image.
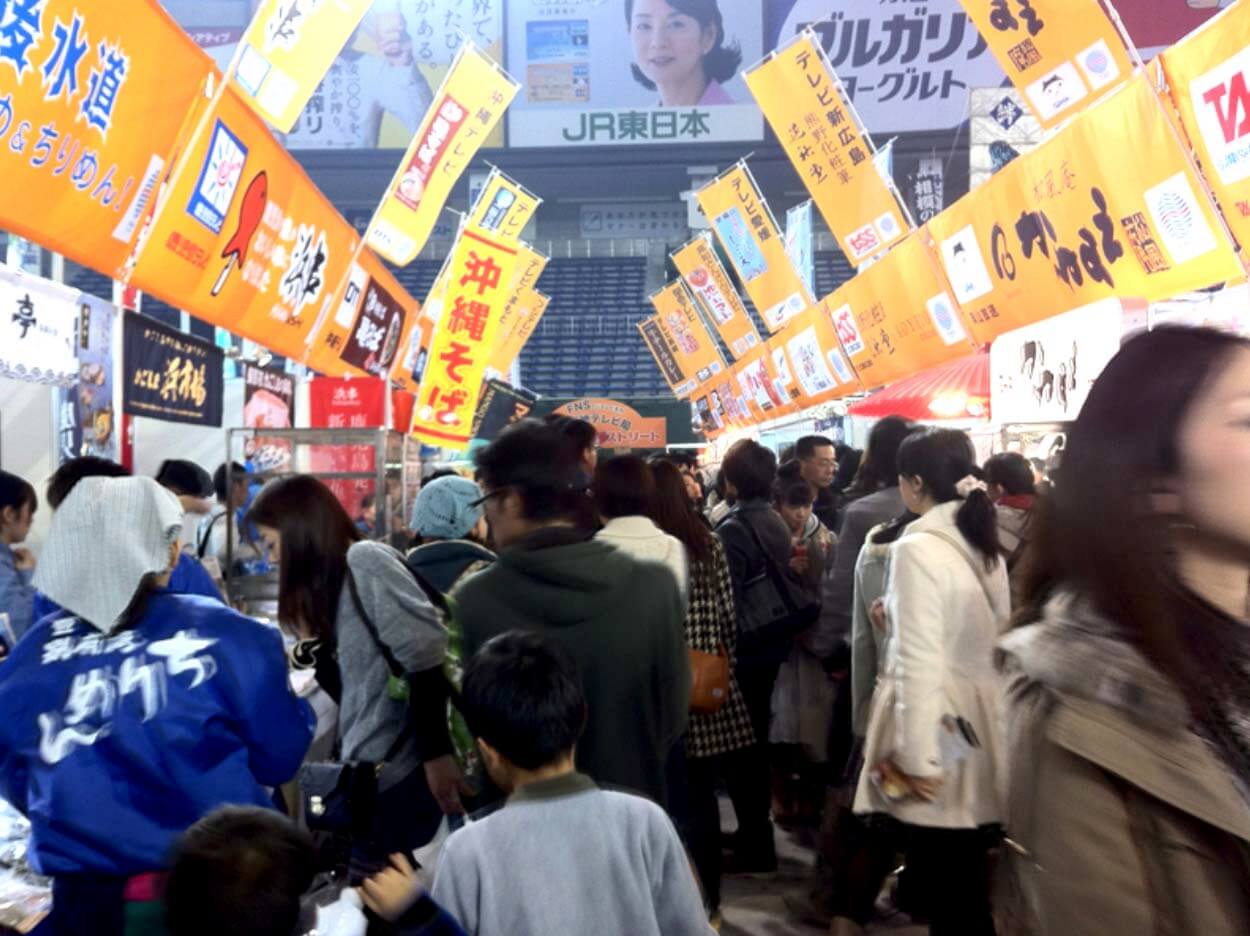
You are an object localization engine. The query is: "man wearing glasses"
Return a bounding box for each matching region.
[795,436,838,531]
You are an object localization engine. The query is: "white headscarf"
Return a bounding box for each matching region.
[33,476,183,634]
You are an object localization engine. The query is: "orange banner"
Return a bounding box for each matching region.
[0,0,214,279]
[1160,1,1250,259]
[128,81,360,363]
[732,342,795,423]
[672,234,762,360]
[744,32,911,266]
[229,0,372,132]
[929,74,1244,347]
[696,163,814,333]
[411,225,518,449]
[826,232,975,390]
[486,245,550,379]
[775,300,862,408]
[640,281,727,400]
[305,249,418,378]
[365,44,518,267]
[959,0,1135,129]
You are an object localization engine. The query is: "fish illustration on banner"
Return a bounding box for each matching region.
[212,171,269,296]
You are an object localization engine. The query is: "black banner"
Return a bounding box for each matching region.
[340,278,406,376]
[123,314,223,427]
[472,379,538,441]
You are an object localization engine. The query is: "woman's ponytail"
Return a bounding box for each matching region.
[956,487,1002,570]
[898,430,1002,569]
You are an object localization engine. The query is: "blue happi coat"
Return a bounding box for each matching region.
[0,591,314,876]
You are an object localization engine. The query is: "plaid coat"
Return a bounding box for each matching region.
[686,537,757,758]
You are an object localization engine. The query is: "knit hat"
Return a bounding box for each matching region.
[412,476,483,540]
[33,476,182,633]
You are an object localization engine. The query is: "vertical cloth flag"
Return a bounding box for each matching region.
[1160,0,1250,262]
[640,281,726,399]
[365,44,519,267]
[411,224,519,448]
[466,167,541,241]
[696,163,813,333]
[958,0,1136,129]
[672,234,762,360]
[229,0,373,132]
[0,267,80,386]
[744,32,911,266]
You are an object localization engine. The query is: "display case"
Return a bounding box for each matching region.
[222,427,421,620]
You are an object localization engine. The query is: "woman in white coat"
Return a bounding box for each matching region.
[593,455,688,597]
[843,428,1010,936]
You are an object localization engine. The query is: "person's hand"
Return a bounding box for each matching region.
[359,853,423,923]
[12,548,35,572]
[789,555,810,576]
[424,754,471,815]
[892,762,944,802]
[869,597,887,634]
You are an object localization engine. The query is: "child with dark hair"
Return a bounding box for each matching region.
[165,806,465,936]
[0,470,37,644]
[430,632,713,936]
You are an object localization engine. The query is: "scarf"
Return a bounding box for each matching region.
[1175,588,1250,802]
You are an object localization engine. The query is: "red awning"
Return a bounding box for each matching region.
[848,352,990,421]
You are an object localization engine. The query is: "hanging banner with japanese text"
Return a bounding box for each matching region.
[127,81,359,363]
[57,293,117,463]
[1160,0,1250,260]
[487,288,549,381]
[305,249,417,379]
[732,343,794,422]
[696,164,813,333]
[958,0,1135,129]
[553,398,667,449]
[242,363,294,428]
[178,1,506,150]
[472,379,538,441]
[672,234,761,359]
[308,375,385,519]
[365,43,518,267]
[641,281,726,399]
[0,0,215,280]
[466,167,540,241]
[776,299,861,409]
[484,245,549,380]
[745,32,911,265]
[411,225,518,448]
[0,267,79,386]
[929,74,1244,347]
[122,313,224,426]
[826,231,975,389]
[228,0,373,132]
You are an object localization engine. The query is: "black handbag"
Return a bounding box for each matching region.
[297,569,411,835]
[731,515,820,664]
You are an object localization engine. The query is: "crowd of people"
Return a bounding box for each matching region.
[0,325,1248,935]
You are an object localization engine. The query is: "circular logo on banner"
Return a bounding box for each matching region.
[1083,49,1111,78]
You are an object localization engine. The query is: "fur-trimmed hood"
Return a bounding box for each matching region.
[996,589,1190,736]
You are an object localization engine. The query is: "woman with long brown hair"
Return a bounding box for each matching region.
[651,461,758,923]
[999,326,1250,934]
[247,475,465,874]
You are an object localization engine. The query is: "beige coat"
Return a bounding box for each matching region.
[855,500,1011,829]
[997,592,1250,935]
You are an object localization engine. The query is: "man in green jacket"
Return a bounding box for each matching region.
[452,420,690,811]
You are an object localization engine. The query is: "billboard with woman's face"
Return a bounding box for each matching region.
[506,0,764,147]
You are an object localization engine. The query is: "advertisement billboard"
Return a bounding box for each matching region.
[506,0,764,147]
[170,0,504,149]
